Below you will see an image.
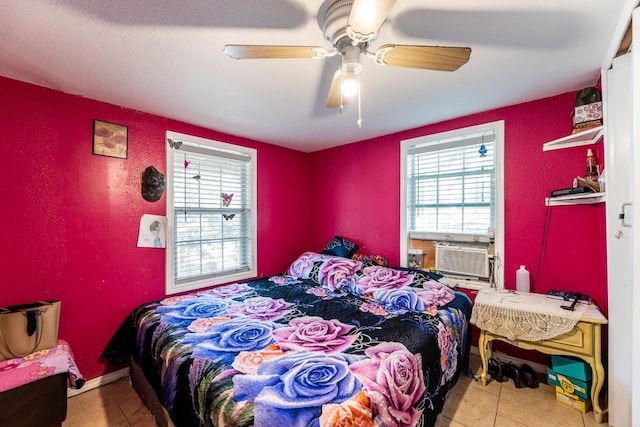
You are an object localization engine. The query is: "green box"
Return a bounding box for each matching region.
[547,368,591,400]
[551,355,592,382]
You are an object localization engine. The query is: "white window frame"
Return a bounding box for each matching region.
[400,121,505,290]
[165,131,257,295]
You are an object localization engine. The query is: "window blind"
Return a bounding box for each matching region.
[407,131,496,235]
[172,142,253,284]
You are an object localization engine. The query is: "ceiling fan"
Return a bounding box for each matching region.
[223,0,471,126]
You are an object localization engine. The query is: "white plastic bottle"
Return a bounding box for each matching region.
[516,265,530,293]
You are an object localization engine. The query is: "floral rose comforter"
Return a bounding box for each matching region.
[132,252,472,427]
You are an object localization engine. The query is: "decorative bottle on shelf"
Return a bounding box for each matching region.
[586,148,599,182]
[516,265,530,293]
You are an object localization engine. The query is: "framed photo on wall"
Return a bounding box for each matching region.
[93,119,128,159]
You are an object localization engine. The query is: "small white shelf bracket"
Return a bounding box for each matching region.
[545,192,606,206]
[542,126,604,151]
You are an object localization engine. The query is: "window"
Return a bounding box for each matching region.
[400,121,504,288]
[165,131,257,295]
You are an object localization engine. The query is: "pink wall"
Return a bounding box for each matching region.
[0,77,310,380]
[309,93,608,317]
[2,75,608,380]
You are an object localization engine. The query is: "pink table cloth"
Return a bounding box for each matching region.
[0,339,84,392]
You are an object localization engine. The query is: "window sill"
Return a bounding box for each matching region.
[441,276,493,291]
[166,270,257,295]
[409,231,492,243]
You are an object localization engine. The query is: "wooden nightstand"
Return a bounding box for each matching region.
[477,303,608,423]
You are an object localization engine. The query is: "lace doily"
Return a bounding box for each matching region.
[470,289,586,341]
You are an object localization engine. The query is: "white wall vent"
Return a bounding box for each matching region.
[435,244,489,278]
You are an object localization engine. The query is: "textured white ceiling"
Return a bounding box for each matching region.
[0,1,633,152]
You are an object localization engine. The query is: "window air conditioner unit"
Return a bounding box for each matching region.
[435,244,489,279]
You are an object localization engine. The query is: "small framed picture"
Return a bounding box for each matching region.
[93,120,128,159]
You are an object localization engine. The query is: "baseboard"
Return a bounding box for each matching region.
[67,367,129,398]
[470,345,548,375]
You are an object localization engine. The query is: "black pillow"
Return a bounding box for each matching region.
[322,236,359,258]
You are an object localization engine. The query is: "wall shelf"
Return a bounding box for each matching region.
[542,126,604,151]
[545,192,606,206]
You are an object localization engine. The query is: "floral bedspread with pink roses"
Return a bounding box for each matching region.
[0,339,84,392]
[131,253,471,427]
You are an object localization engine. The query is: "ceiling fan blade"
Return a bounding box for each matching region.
[223,45,328,59]
[347,0,397,43]
[373,45,471,71]
[326,70,347,108]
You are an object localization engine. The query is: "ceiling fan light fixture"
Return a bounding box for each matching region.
[341,73,359,97]
[339,45,362,97]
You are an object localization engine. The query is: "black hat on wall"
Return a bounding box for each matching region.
[141,166,166,202]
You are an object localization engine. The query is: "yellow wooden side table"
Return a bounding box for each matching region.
[473,291,608,423]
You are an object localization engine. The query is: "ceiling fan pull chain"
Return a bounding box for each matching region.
[357,74,362,128]
[340,69,344,113]
[340,56,345,114]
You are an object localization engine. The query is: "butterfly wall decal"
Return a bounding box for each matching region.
[192,173,201,180]
[167,138,182,150]
[478,144,488,157]
[221,193,233,207]
[223,214,235,221]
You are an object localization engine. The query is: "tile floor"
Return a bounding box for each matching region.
[62,353,607,427]
[438,354,606,427]
[63,376,156,427]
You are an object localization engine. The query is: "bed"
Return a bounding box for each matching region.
[126,252,472,427]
